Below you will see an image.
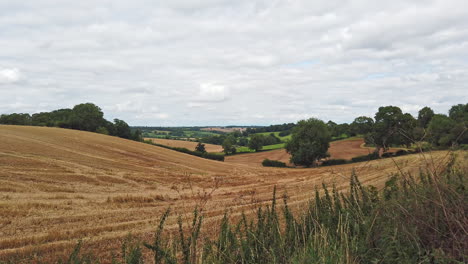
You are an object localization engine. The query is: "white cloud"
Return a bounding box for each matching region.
[0,0,467,125]
[196,83,229,102]
[0,68,21,84]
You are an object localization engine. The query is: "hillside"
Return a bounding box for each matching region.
[0,125,452,262]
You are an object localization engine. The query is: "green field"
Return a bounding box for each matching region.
[236,143,285,153]
[143,130,218,139]
[252,131,292,142]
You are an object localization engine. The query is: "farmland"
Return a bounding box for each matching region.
[0,125,457,262]
[143,138,223,153]
[226,137,396,167]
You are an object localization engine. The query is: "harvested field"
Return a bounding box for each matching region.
[144,138,223,153]
[226,138,402,167]
[0,126,455,263]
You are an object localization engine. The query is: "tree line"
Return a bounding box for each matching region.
[0,103,142,141]
[286,103,467,167]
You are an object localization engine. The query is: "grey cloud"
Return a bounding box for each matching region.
[1,0,467,125]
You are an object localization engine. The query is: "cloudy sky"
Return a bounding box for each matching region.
[1,0,467,126]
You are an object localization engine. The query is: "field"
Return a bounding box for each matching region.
[143,138,223,153]
[226,138,401,167]
[200,127,247,133]
[0,125,454,262]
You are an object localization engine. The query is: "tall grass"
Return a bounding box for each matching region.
[4,154,466,263]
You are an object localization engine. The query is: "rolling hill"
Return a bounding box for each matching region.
[0,125,452,262]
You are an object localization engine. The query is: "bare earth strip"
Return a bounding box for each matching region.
[144,138,223,153]
[0,126,455,263]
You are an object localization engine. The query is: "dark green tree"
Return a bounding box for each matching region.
[222,135,237,154]
[195,142,207,153]
[0,113,32,125]
[417,106,435,128]
[248,134,264,152]
[114,119,132,139]
[285,118,331,167]
[448,103,468,123]
[367,106,416,153]
[70,103,105,132]
[428,114,456,147]
[350,116,374,135]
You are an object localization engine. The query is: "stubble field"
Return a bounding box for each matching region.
[0,125,453,262]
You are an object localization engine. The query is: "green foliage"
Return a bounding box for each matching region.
[96,126,109,135]
[351,152,380,163]
[222,135,237,155]
[351,116,374,135]
[428,114,456,147]
[262,159,287,167]
[321,159,348,166]
[448,103,468,122]
[69,103,105,132]
[367,106,417,153]
[195,142,206,153]
[418,106,435,128]
[0,113,32,125]
[114,119,132,139]
[286,118,331,167]
[248,134,264,152]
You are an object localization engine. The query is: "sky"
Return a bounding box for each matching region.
[1,0,467,126]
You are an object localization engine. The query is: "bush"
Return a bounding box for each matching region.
[321,159,348,166]
[394,150,409,156]
[202,152,225,161]
[262,159,287,167]
[351,152,379,163]
[381,152,394,158]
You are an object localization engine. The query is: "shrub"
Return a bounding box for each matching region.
[394,150,409,156]
[262,159,287,167]
[351,152,379,163]
[202,152,225,161]
[381,152,394,158]
[321,159,348,166]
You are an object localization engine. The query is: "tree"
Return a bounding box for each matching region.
[113,119,132,139]
[195,142,206,153]
[367,106,416,154]
[350,116,374,135]
[131,129,143,142]
[0,113,32,125]
[448,103,468,123]
[70,103,105,132]
[248,134,264,152]
[222,135,237,154]
[428,114,456,147]
[418,107,434,128]
[285,118,331,167]
[96,126,109,135]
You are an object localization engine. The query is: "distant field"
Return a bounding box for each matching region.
[236,143,286,153]
[144,138,223,153]
[254,131,291,142]
[143,130,217,139]
[227,138,401,167]
[0,125,453,262]
[201,127,247,133]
